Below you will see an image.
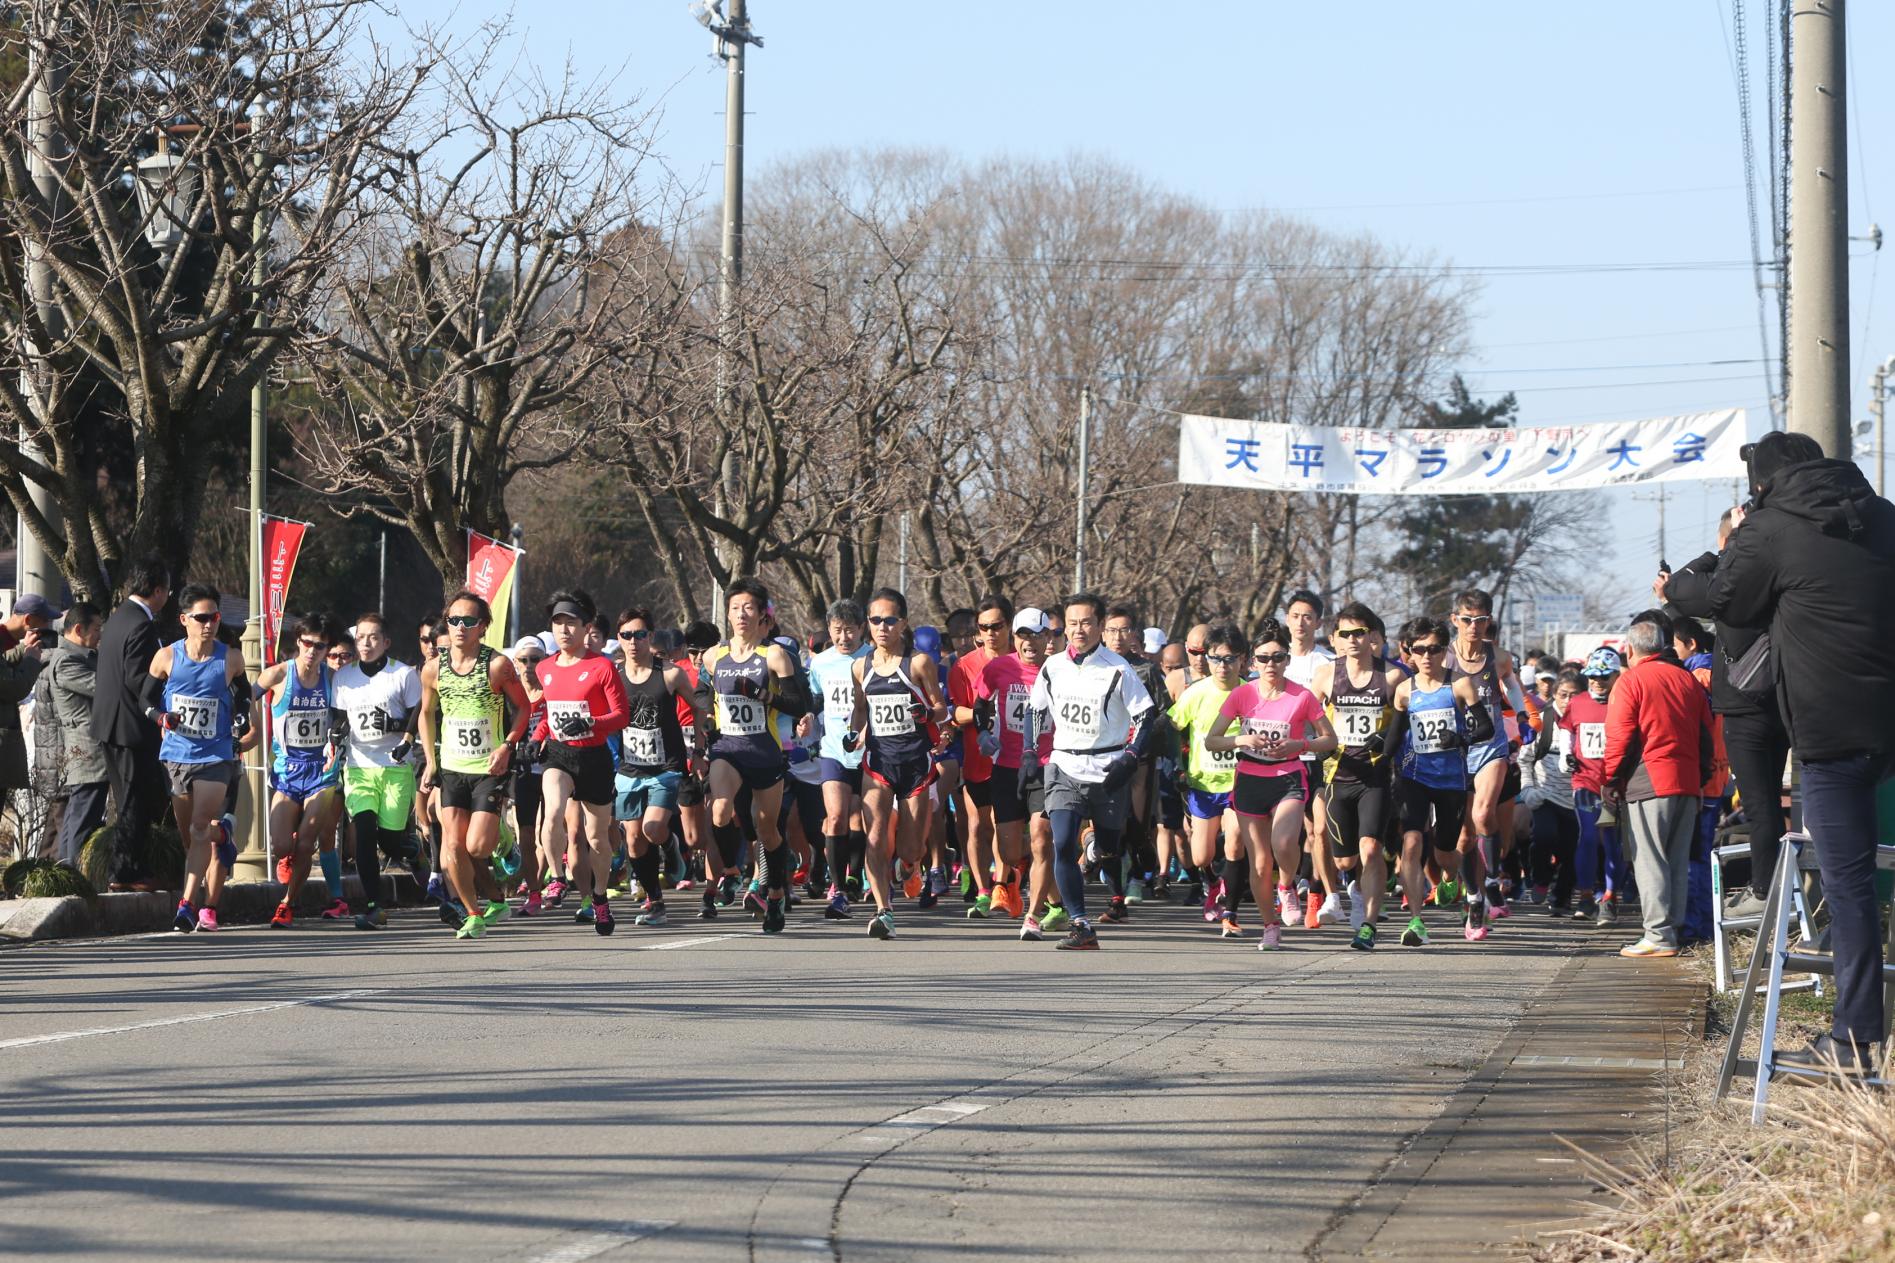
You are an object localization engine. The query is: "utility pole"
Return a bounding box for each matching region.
[235,102,270,881]
[1786,0,1851,457]
[509,522,524,645]
[1872,356,1893,495]
[696,0,760,614]
[17,38,64,603]
[1073,386,1091,592]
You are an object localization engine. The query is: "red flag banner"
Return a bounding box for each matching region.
[465,529,520,650]
[261,516,307,665]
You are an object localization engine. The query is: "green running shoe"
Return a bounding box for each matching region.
[761,897,786,934]
[959,866,975,898]
[1431,879,1460,907]
[1040,904,1071,934]
[1351,923,1377,951]
[1401,915,1429,947]
[481,898,511,925]
[966,893,992,919]
[455,914,486,940]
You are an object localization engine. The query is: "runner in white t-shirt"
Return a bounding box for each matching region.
[333,613,424,929]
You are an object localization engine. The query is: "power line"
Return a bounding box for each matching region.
[1725,0,1781,413]
[1223,184,1743,214]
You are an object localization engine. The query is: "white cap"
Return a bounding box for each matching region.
[1012,606,1051,634]
[511,637,545,658]
[1143,627,1166,655]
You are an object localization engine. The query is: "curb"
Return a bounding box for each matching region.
[0,871,426,942]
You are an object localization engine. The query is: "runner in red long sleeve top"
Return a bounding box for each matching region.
[532,654,630,746]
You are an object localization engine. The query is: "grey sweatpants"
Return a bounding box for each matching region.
[1624,794,1698,947]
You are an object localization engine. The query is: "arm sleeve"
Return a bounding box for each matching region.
[1501,665,1527,720]
[1660,550,1721,618]
[139,668,166,714]
[771,668,812,718]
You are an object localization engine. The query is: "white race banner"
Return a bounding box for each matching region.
[1177,408,1748,494]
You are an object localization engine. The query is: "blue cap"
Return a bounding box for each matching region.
[912,625,944,666]
[12,593,54,621]
[1581,646,1624,678]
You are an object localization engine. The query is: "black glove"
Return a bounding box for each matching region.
[366,706,394,736]
[973,696,996,731]
[231,710,251,741]
[1363,731,1386,756]
[390,736,415,763]
[516,739,544,765]
[553,710,594,740]
[1018,754,1043,792]
[147,707,182,732]
[1560,751,1577,776]
[909,698,929,723]
[731,674,762,700]
[841,729,862,754]
[1462,702,1495,745]
[329,712,352,745]
[1100,750,1140,792]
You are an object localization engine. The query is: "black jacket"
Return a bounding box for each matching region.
[90,598,163,749]
[1662,549,1779,721]
[1708,458,1895,762]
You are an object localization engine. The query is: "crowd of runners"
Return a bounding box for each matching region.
[141,578,1681,953]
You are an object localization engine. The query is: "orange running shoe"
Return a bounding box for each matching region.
[1304,891,1322,930]
[270,901,294,929]
[275,853,293,885]
[903,868,923,899]
[995,882,1022,919]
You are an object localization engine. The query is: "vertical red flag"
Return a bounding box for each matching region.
[465,529,520,650]
[261,516,307,665]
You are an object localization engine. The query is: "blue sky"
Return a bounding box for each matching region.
[390,1,1891,616]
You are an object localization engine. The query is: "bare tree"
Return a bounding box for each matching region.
[298,29,677,588]
[0,0,424,599]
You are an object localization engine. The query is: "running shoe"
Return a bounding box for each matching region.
[1316,891,1343,926]
[825,891,852,920]
[966,893,992,919]
[902,868,923,899]
[574,901,596,924]
[1595,895,1618,927]
[1056,920,1099,950]
[699,890,720,921]
[1431,878,1461,906]
[196,907,220,932]
[1202,884,1224,923]
[634,904,669,927]
[424,872,446,905]
[594,900,615,935]
[1351,923,1377,952]
[1100,897,1129,924]
[1278,886,1300,926]
[1040,904,1071,934]
[173,901,197,933]
[455,914,485,940]
[931,868,951,898]
[1259,923,1283,951]
[720,873,741,906]
[1347,881,1367,932]
[1219,917,1244,939]
[991,883,1021,919]
[270,901,294,929]
[958,865,975,899]
[544,877,570,907]
[762,897,786,934]
[1463,898,1488,942]
[1486,883,1511,918]
[319,898,350,921]
[1019,915,1044,942]
[1125,878,1149,905]
[480,898,510,925]
[352,908,385,931]
[1401,915,1429,947]
[744,881,768,919]
[438,898,465,928]
[917,881,939,911]
[276,854,295,886]
[1571,895,1597,921]
[675,877,696,892]
[843,873,863,901]
[1619,937,1679,958]
[521,891,544,918]
[868,909,895,940]
[791,864,810,888]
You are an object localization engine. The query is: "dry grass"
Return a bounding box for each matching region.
[1529,945,1895,1263]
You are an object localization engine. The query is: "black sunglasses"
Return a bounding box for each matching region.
[977,621,1007,633]
[1205,653,1240,665]
[187,611,220,625]
[618,628,651,641]
[444,614,482,629]
[1254,651,1290,665]
[1415,643,1448,655]
[1334,627,1369,639]
[867,615,901,628]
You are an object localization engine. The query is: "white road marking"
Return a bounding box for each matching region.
[0,988,387,1051]
[850,1098,989,1145]
[1512,1054,1684,1071]
[525,1220,673,1263]
[640,934,745,950]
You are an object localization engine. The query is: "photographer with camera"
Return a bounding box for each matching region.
[1709,431,1895,1078]
[2,594,57,836]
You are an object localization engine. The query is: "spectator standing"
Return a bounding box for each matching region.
[90,558,171,890]
[1661,510,1790,920]
[2,594,56,834]
[37,604,108,864]
[1710,431,1895,1076]
[1603,614,1714,959]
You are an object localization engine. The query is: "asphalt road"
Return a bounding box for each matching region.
[1,892,1594,1262]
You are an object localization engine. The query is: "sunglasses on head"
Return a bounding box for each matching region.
[445,614,482,629]
[867,615,901,628]
[187,611,219,625]
[618,628,650,641]
[1254,651,1290,665]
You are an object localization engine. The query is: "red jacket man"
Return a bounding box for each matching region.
[1604,652,1713,802]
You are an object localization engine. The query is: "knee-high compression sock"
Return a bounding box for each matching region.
[1049,809,1088,921]
[352,811,382,908]
[631,848,665,906]
[764,842,790,896]
[711,822,743,872]
[317,848,344,899]
[1194,864,1218,888]
[1094,827,1126,900]
[1477,834,1503,898]
[847,830,869,880]
[1222,861,1251,916]
[824,835,848,893]
[1461,847,1482,896]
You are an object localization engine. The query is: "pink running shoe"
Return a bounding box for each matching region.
[1202,884,1223,922]
[196,907,220,932]
[319,898,350,920]
[521,890,544,917]
[544,878,569,906]
[1259,923,1283,951]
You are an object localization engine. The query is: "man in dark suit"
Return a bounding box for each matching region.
[90,557,170,888]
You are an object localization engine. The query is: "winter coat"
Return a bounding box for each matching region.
[1662,549,1780,723]
[1708,458,1895,763]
